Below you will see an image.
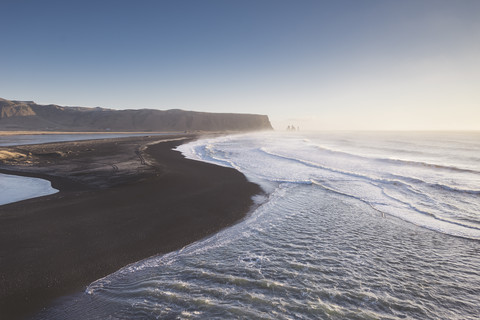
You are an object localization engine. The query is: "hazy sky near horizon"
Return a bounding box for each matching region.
[1,0,479,130]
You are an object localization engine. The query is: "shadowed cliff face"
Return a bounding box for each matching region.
[0,98,273,132]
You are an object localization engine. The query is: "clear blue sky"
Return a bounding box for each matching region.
[1,0,479,130]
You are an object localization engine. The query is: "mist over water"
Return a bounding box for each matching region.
[35,131,480,319]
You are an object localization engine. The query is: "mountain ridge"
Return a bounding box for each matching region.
[0,98,273,132]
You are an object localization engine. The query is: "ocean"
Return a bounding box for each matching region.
[33,131,480,319]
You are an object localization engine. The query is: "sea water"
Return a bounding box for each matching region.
[0,173,58,205]
[34,131,480,319]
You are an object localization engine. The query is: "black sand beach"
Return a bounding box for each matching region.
[0,135,261,319]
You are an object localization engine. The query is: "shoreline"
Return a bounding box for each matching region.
[0,135,262,319]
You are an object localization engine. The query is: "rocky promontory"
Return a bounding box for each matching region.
[0,98,273,132]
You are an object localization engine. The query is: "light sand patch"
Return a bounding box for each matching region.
[0,150,26,160]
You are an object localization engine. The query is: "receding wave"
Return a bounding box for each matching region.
[308,143,480,175]
[379,185,480,231]
[259,148,480,196]
[387,173,480,195]
[258,147,480,239]
[311,179,480,240]
[377,158,480,175]
[259,147,381,181]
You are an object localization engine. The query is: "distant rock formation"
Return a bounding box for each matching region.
[0,98,273,132]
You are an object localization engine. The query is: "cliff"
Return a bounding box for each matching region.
[0,98,273,132]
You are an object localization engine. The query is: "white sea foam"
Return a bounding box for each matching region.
[178,131,480,239]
